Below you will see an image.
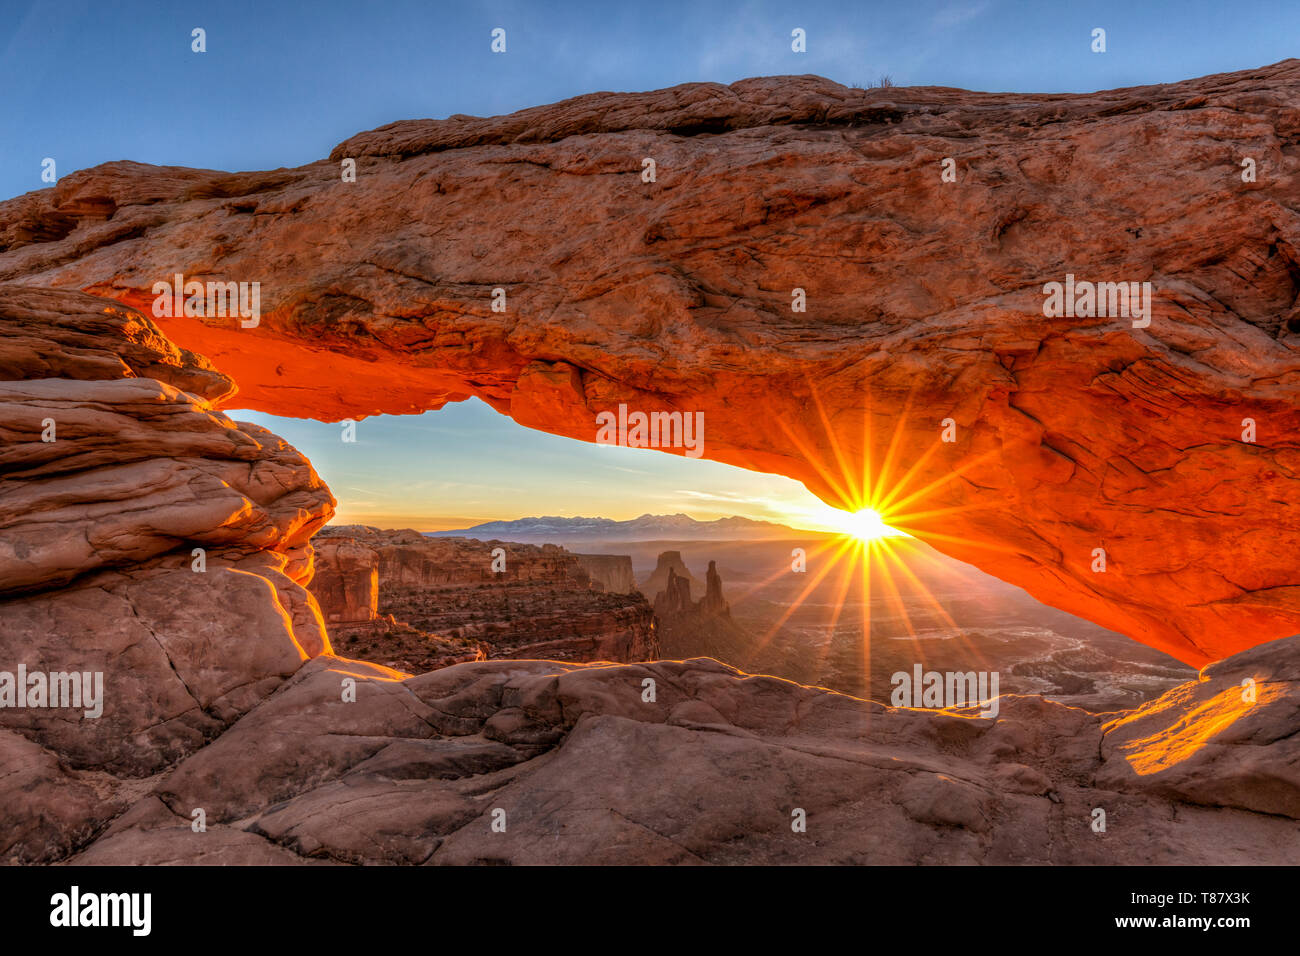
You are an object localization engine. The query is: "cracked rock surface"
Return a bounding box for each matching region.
[44,642,1300,865]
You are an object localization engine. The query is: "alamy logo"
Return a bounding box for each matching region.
[50,886,150,936]
[0,666,102,718]
[152,273,261,327]
[595,403,704,458]
[1042,273,1152,328]
[891,665,999,718]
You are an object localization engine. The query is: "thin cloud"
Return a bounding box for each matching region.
[931,1,993,30]
[673,489,761,503]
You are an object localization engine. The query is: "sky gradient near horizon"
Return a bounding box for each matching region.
[5,0,1295,528]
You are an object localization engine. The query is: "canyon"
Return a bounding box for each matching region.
[574,553,637,594]
[309,526,656,670]
[1,279,1296,867]
[652,557,755,665]
[1,61,1299,865]
[632,538,1194,712]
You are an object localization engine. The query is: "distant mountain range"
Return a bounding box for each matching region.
[426,513,812,541]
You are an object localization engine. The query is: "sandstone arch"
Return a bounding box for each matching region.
[3,64,1300,665]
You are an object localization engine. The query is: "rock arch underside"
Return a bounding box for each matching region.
[1,62,1299,865]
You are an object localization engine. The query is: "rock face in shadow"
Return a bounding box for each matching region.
[699,560,730,617]
[652,566,694,616]
[2,66,1299,664]
[653,558,754,664]
[575,553,636,594]
[641,551,700,600]
[310,536,381,628]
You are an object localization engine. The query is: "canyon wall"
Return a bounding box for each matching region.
[312,526,658,665]
[311,535,381,627]
[575,553,637,593]
[2,65,1298,663]
[324,527,592,588]
[641,550,701,599]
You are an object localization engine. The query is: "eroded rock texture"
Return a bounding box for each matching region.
[311,526,658,666]
[3,65,1299,663]
[652,558,753,664]
[575,553,637,594]
[311,535,381,628]
[0,285,334,793]
[641,550,701,599]
[1,286,1297,864]
[56,639,1300,865]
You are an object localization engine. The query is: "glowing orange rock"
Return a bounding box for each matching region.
[3,64,1300,665]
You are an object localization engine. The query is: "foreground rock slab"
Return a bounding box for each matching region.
[56,637,1300,866]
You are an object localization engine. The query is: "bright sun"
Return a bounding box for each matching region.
[840,508,898,542]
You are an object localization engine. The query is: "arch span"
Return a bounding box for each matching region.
[3,65,1300,664]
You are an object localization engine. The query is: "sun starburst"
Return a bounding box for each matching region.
[722,376,1028,699]
[835,507,902,542]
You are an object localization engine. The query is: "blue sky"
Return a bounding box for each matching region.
[233,400,837,530]
[4,0,1293,203]
[4,0,1293,528]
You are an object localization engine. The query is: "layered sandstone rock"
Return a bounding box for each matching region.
[321,526,591,588]
[310,536,381,628]
[311,526,658,666]
[3,69,1300,867]
[653,566,694,616]
[575,553,637,594]
[0,287,355,860]
[0,286,335,802]
[699,560,730,617]
[0,285,233,399]
[1096,635,1300,817]
[0,291,332,608]
[60,637,1300,865]
[653,559,753,663]
[2,65,1297,663]
[641,550,701,599]
[1,283,1295,865]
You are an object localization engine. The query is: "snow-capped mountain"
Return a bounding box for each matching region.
[426,513,802,541]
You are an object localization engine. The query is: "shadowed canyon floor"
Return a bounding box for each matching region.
[605,537,1195,711]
